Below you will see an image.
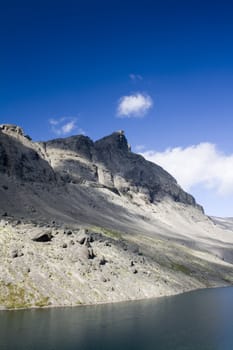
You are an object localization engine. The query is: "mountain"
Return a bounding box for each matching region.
[0,124,201,223]
[0,124,232,309]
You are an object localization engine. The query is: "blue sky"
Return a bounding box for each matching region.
[1,0,233,216]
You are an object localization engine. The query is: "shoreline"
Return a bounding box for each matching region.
[1,283,232,312]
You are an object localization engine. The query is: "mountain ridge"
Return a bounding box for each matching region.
[0,124,202,212]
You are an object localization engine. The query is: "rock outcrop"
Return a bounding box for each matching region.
[94,131,201,208]
[0,126,56,182]
[37,129,202,210]
[0,125,203,219]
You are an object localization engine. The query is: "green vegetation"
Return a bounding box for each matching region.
[171,263,192,275]
[92,226,123,240]
[0,282,50,309]
[34,297,50,308]
[0,282,31,309]
[223,276,233,284]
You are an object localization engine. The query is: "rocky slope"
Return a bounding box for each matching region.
[0,124,233,309]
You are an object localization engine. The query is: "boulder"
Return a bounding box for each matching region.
[99,256,107,265]
[32,230,52,242]
[10,249,24,258]
[11,250,18,258]
[78,246,95,260]
[76,229,88,244]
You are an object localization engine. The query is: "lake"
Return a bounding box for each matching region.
[0,287,233,350]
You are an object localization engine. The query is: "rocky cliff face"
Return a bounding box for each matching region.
[94,132,200,208]
[35,129,201,210]
[0,125,56,183]
[0,125,205,227]
[0,124,202,212]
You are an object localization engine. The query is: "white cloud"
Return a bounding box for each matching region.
[134,144,146,152]
[141,143,233,196]
[49,117,80,136]
[61,121,76,134]
[129,74,143,81]
[49,118,59,126]
[117,93,153,118]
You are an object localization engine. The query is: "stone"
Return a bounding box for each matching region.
[78,246,93,260]
[11,250,18,258]
[84,238,91,248]
[76,229,88,244]
[99,256,107,265]
[88,248,95,259]
[32,231,52,242]
[10,249,23,258]
[89,234,95,243]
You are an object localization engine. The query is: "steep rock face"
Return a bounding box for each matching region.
[0,125,202,210]
[0,126,56,183]
[41,130,201,209]
[40,135,97,184]
[94,132,200,208]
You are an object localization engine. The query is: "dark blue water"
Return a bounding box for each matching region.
[0,287,233,350]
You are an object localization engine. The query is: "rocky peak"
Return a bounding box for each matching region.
[0,124,25,136]
[0,124,32,141]
[0,126,55,182]
[95,131,130,153]
[0,125,203,211]
[45,134,94,159]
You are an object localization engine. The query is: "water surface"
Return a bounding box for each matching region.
[1,287,233,350]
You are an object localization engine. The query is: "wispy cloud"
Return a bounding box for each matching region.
[129,73,143,81]
[49,117,84,136]
[117,93,153,118]
[49,119,60,126]
[141,143,233,196]
[134,144,146,152]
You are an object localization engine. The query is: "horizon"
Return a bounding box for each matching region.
[1,0,233,217]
